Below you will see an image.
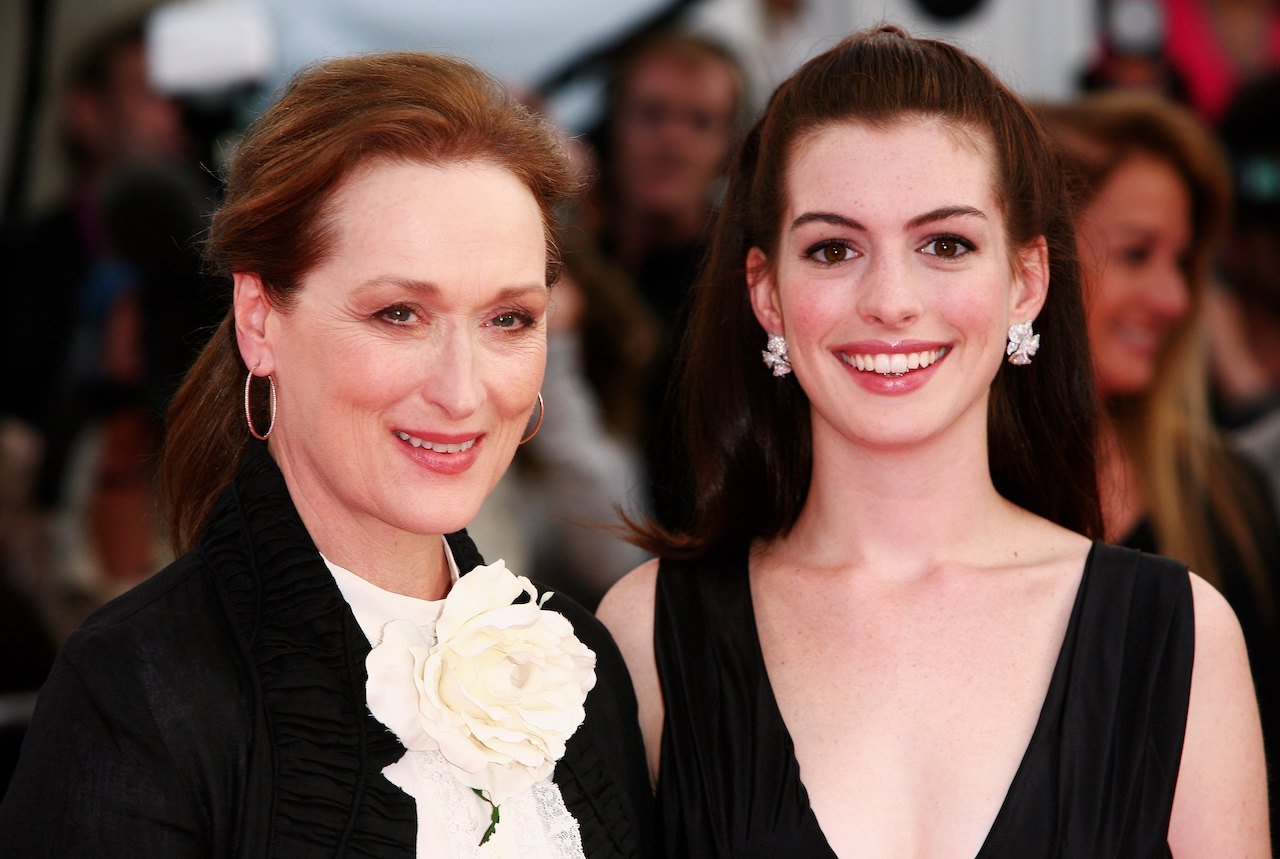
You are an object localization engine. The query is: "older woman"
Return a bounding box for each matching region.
[599,27,1269,856]
[1039,89,1280,835]
[0,53,653,857]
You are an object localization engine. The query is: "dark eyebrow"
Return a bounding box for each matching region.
[790,206,987,233]
[905,206,987,230]
[790,211,865,232]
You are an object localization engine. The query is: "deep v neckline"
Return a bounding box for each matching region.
[742,541,1099,858]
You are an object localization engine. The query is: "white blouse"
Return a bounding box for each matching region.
[324,541,586,859]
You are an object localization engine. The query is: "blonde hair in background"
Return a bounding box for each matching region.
[1041,90,1272,614]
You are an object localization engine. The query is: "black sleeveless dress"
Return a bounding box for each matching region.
[653,542,1194,858]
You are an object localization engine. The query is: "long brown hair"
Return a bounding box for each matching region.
[634,25,1102,559]
[1040,90,1272,606]
[160,52,576,554]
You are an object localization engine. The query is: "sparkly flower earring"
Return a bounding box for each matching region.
[762,334,792,376]
[1006,321,1040,365]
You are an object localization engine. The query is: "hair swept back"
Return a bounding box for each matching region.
[632,25,1102,559]
[160,51,577,554]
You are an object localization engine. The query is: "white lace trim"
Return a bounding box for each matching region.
[383,749,585,859]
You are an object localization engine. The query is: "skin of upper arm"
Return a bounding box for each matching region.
[1168,572,1272,856]
[596,558,664,788]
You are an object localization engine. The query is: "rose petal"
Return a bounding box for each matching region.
[364,561,599,813]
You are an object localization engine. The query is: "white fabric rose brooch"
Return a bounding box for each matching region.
[366,560,597,846]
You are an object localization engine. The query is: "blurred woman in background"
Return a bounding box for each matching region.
[1041,88,1280,830]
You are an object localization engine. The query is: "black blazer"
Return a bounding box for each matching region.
[0,445,655,857]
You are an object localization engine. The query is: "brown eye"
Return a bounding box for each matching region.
[921,235,973,259]
[820,243,850,263]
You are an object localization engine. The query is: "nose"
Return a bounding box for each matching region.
[1147,262,1191,322]
[425,324,483,419]
[856,252,923,328]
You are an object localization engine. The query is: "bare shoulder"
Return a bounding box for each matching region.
[596,558,664,785]
[1168,571,1271,856]
[597,558,660,649]
[1185,571,1248,645]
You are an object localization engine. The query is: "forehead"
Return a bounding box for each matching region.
[623,51,738,104]
[317,158,546,281]
[784,118,999,220]
[1090,153,1190,223]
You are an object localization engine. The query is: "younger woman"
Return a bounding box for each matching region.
[599,27,1269,857]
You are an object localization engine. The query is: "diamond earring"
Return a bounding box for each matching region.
[762,334,792,376]
[1006,321,1040,365]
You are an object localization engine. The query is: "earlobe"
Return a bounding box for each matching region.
[746,247,784,334]
[1010,236,1050,322]
[233,273,276,374]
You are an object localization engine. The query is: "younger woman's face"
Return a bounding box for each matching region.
[1076,153,1193,398]
[747,117,1047,454]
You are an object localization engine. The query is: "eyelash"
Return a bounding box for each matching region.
[377,304,418,325]
[374,304,538,331]
[919,234,975,259]
[803,234,977,265]
[804,240,857,265]
[483,310,537,331]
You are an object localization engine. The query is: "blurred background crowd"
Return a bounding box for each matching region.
[2,0,1279,801]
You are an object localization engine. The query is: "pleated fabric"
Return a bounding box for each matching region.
[0,444,654,858]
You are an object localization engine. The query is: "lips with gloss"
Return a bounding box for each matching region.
[836,342,950,394]
[393,429,480,475]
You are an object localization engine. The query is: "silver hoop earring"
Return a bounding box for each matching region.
[244,370,277,440]
[1006,321,1040,366]
[519,392,544,445]
[762,334,792,377]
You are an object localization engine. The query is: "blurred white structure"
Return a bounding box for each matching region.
[147,0,1095,128]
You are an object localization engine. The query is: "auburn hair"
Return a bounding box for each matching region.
[160,52,576,554]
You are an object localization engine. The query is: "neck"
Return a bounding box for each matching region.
[777,407,1020,580]
[270,446,452,601]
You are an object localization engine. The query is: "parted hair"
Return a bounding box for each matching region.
[634,25,1102,558]
[160,52,577,554]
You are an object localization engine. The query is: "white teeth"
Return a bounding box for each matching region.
[840,347,948,376]
[394,431,476,453]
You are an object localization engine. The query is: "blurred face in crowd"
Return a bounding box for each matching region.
[237,160,548,552]
[68,40,189,169]
[610,49,738,222]
[1076,152,1192,398]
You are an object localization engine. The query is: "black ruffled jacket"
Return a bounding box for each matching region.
[0,446,655,857]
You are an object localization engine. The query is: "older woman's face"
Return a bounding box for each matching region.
[1077,153,1192,398]
[254,159,548,545]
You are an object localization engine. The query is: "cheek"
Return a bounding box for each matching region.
[777,279,839,339]
[482,341,547,421]
[940,288,1004,348]
[1083,275,1127,338]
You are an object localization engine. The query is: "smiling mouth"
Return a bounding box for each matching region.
[393,431,477,453]
[839,347,949,376]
